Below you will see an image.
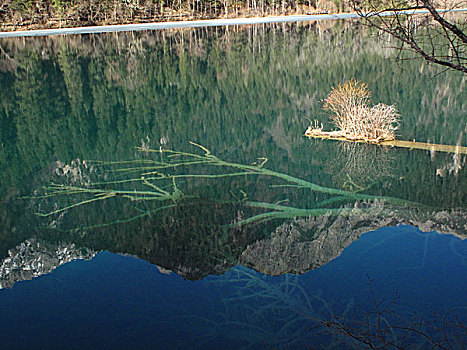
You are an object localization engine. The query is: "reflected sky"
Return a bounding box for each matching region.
[0,225,466,349]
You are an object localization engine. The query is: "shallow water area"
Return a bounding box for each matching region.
[0,19,466,349]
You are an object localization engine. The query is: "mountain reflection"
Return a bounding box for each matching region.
[0,238,96,289]
[2,143,466,288]
[0,21,466,288]
[1,199,466,288]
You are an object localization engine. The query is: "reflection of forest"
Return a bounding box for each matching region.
[1,199,466,288]
[0,21,466,284]
[0,22,466,199]
[0,144,465,286]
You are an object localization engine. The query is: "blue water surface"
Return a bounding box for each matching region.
[0,225,465,349]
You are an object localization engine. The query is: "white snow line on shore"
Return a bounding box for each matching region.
[0,9,466,38]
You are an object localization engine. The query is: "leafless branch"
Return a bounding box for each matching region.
[351,0,467,73]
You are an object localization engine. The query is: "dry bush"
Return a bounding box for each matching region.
[323,80,400,142]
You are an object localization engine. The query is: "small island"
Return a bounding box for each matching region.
[305,80,467,154]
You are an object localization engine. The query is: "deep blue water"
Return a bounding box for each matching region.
[1,225,466,349]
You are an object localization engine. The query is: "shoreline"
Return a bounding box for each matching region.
[1,8,466,38]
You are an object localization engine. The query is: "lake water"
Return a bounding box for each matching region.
[0,21,466,349]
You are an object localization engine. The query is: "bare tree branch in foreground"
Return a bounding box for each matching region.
[351,0,467,73]
[321,276,467,349]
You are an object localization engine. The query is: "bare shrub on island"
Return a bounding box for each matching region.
[306,80,400,143]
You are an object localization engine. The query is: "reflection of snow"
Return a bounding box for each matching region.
[54,158,96,186]
[0,238,96,289]
[157,265,172,275]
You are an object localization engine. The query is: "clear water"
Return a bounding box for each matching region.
[0,21,466,349]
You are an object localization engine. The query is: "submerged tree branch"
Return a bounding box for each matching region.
[35,143,419,230]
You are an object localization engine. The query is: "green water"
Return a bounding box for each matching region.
[0,21,466,271]
[0,20,466,349]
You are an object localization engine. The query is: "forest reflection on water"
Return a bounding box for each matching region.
[30,141,467,280]
[0,19,466,349]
